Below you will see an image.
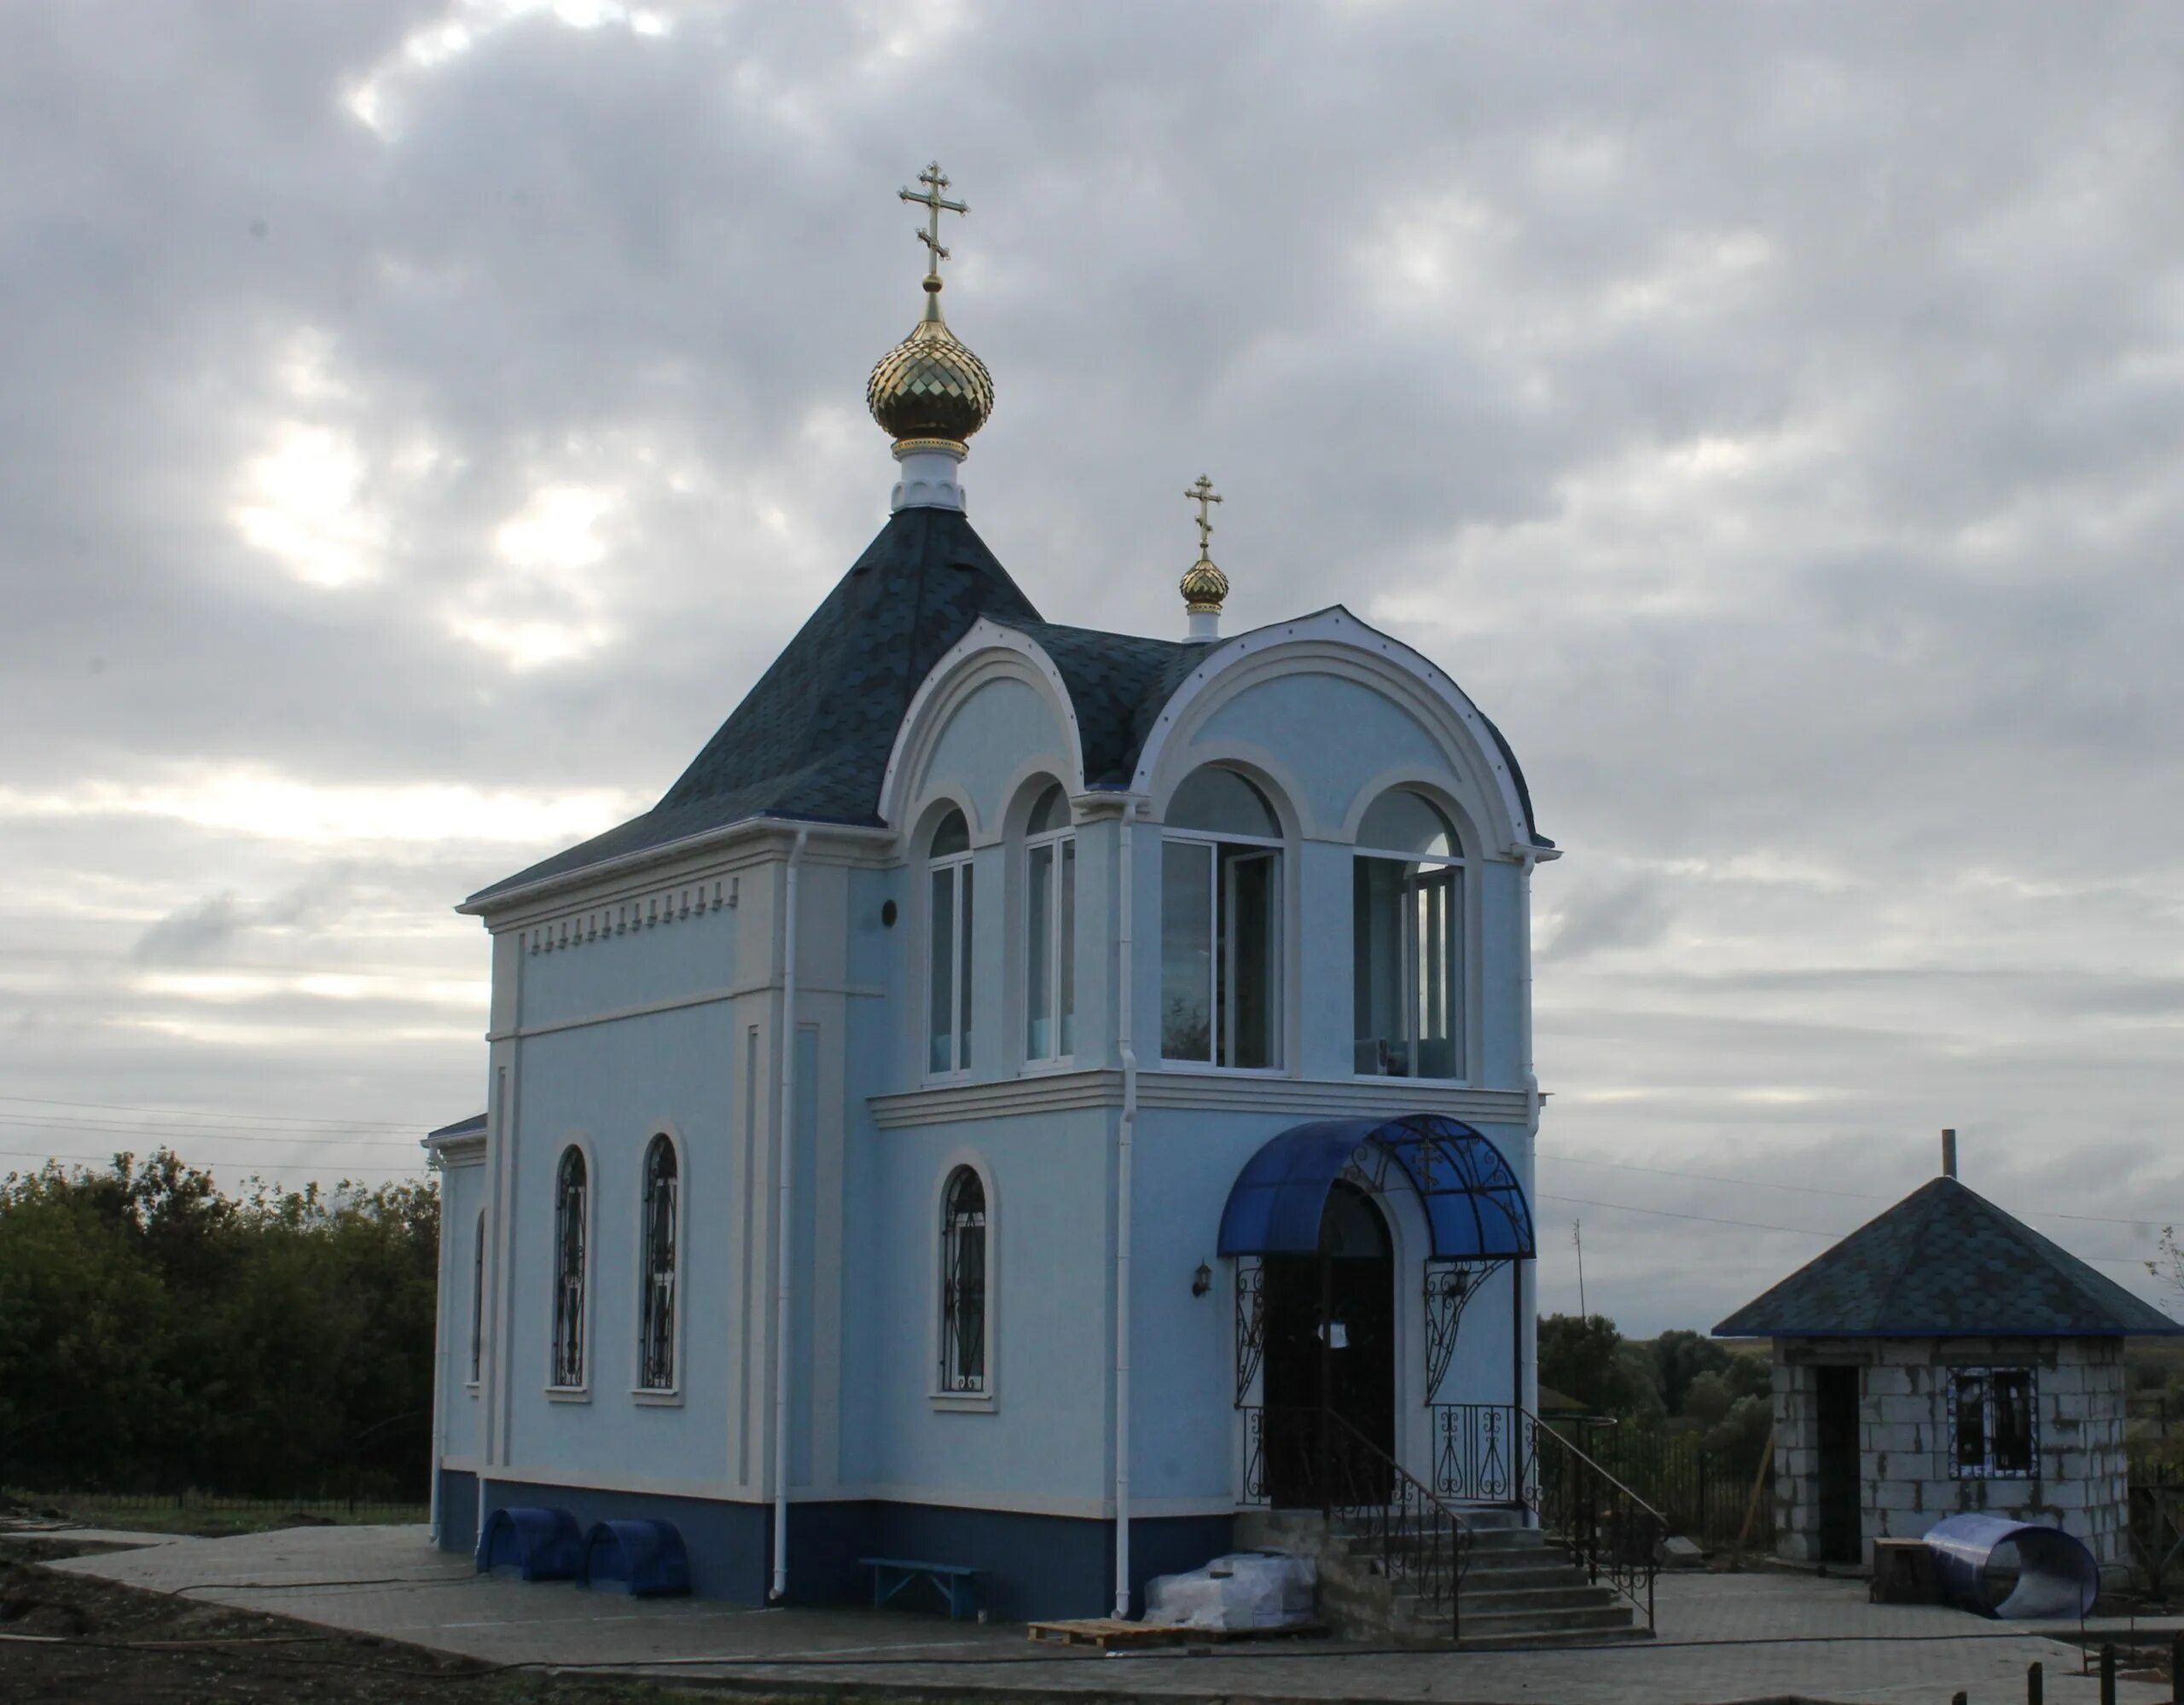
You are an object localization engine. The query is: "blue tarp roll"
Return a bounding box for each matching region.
[1923,1514,2098,1619]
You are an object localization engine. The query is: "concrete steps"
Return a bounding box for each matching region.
[1240,1508,1652,1650]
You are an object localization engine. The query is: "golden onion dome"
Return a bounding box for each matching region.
[1180,553,1229,615]
[867,283,995,452]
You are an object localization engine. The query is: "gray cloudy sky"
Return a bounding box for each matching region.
[4,0,2181,1335]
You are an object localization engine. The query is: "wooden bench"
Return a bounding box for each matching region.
[861,1556,979,1621]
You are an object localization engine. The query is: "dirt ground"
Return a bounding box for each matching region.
[0,1538,706,1705]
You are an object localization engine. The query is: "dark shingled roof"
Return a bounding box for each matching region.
[993,618,1208,788]
[1713,1176,2184,1338]
[465,512,1552,908]
[468,507,1040,904]
[425,1112,487,1142]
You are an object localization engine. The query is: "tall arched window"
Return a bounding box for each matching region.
[1161,767,1282,1068]
[926,809,974,1076]
[1024,784,1076,1062]
[551,1146,588,1389]
[637,1135,679,1391]
[1353,789,1464,1080]
[939,1166,988,1393]
[468,1209,485,1385]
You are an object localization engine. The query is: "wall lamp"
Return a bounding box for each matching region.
[1191,1260,1213,1297]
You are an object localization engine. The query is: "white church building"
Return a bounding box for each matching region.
[425,166,1556,1621]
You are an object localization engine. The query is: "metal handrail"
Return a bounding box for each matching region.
[1519,1405,1664,1633]
[1253,1406,1474,1642]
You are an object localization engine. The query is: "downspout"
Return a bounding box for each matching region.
[770,827,809,1603]
[1515,848,1541,1444]
[427,1160,445,1547]
[1112,807,1138,1621]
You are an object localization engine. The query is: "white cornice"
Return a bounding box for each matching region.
[869,1069,1531,1130]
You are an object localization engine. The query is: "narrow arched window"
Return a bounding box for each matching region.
[939,1166,988,1393]
[1025,784,1076,1062]
[637,1136,679,1391]
[1353,789,1465,1080]
[551,1146,588,1389]
[1161,767,1283,1068]
[927,809,974,1076]
[468,1209,485,1385]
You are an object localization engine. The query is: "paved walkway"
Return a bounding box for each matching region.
[41,1525,2184,1704]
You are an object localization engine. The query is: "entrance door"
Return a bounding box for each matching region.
[1257,1183,1395,1506]
[1815,1364,1862,1565]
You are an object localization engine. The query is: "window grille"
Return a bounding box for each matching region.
[469,1210,485,1383]
[940,1166,988,1393]
[551,1147,587,1388]
[1946,1366,2038,1478]
[638,1136,679,1390]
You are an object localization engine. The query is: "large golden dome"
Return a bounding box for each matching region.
[867,284,995,452]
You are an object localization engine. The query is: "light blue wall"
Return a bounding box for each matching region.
[519,893,739,1030]
[436,1161,488,1462]
[502,998,737,1481]
[458,628,1542,1533]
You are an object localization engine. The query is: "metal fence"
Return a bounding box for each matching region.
[1558,1424,1775,1550]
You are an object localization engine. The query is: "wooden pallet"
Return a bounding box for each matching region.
[1025,1617,1326,1653]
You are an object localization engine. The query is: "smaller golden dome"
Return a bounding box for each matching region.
[867,286,995,452]
[1181,554,1229,615]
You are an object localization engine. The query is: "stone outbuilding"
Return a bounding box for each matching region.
[1715,1145,2181,1572]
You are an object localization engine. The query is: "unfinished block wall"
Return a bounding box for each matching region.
[1769,1337,2128,1568]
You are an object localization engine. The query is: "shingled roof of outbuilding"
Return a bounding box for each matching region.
[1712,1175,2183,1339]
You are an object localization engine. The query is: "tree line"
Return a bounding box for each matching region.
[0,1149,439,1500]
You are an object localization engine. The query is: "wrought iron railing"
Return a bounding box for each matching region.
[1241,1406,1473,1641]
[1432,1402,1663,1633]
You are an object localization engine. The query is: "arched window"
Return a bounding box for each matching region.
[637,1136,679,1391]
[1025,784,1076,1062]
[939,1166,988,1393]
[1161,767,1282,1068]
[927,809,974,1076]
[468,1209,485,1385]
[1353,789,1464,1079]
[551,1146,588,1389]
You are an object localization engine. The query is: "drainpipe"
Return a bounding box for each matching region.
[770,826,809,1603]
[1112,808,1138,1621]
[427,1173,447,1547]
[1516,847,1541,1438]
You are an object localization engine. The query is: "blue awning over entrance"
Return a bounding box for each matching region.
[1217,1115,1536,1262]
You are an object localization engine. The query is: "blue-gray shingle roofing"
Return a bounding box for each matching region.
[467,507,1040,905]
[465,510,1551,908]
[1713,1176,2183,1338]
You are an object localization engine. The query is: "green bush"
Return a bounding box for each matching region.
[0,1150,437,1499]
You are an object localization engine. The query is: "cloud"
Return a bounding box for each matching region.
[2,1,2181,1325]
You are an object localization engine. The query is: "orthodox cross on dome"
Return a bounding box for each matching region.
[900,161,968,287]
[1185,473,1223,554]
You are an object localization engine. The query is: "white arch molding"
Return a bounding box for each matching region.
[879,622,1089,842]
[1132,608,1543,859]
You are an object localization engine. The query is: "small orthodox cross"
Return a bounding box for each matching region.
[1185,474,1223,554]
[900,161,968,281]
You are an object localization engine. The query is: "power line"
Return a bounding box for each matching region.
[0,1148,427,1177]
[0,1093,432,1130]
[1539,1149,2180,1231]
[1533,1190,2162,1273]
[0,1115,420,1149]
